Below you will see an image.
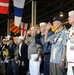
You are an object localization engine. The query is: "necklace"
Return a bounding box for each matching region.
[67,27,74,43]
[53,28,64,44]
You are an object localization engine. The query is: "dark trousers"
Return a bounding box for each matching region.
[7,60,16,75]
[5,63,8,75]
[0,62,6,75]
[19,60,28,75]
[44,54,50,75]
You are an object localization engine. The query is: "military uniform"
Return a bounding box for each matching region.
[66,27,74,75]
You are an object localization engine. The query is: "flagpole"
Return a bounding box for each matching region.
[7,16,10,35]
[32,0,36,26]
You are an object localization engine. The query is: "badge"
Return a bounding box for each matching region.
[70,46,74,50]
[53,48,57,60]
[58,38,62,42]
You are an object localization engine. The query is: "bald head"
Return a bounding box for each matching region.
[30,26,37,36]
[68,10,74,16]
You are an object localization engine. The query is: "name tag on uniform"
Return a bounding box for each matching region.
[70,46,74,50]
[53,48,57,60]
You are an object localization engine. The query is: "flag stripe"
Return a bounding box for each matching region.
[0,0,9,14]
[11,26,16,31]
[10,23,14,28]
[13,0,25,26]
[0,2,9,6]
[16,28,20,33]
[0,0,9,3]
[14,28,19,33]
[0,6,9,14]
[10,19,20,34]
[14,6,23,17]
[13,0,25,8]
[10,20,14,27]
[14,16,21,26]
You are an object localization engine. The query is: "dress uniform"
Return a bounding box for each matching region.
[66,27,74,75]
[66,10,74,75]
[27,27,41,75]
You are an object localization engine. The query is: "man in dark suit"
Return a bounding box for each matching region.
[6,35,17,75]
[17,36,28,75]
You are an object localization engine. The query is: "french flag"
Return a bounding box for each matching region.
[13,0,25,27]
[0,0,9,14]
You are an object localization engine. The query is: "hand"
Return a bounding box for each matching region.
[46,22,52,30]
[59,61,65,69]
[21,61,24,66]
[14,56,17,61]
[34,57,39,61]
[27,30,31,35]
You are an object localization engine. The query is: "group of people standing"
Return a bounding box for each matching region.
[35,10,74,75]
[0,10,74,75]
[0,36,28,75]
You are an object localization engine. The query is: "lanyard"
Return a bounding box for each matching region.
[53,28,63,44]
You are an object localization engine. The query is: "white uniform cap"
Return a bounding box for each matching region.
[6,35,13,40]
[39,22,47,27]
[2,39,6,41]
[68,10,74,16]
[30,26,35,30]
[6,35,11,39]
[18,36,24,40]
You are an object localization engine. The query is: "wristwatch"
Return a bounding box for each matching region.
[62,58,65,61]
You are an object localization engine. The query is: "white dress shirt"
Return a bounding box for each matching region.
[19,43,22,56]
[67,27,74,62]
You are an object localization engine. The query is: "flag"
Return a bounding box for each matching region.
[13,0,25,26]
[20,22,28,37]
[0,0,9,14]
[10,19,20,35]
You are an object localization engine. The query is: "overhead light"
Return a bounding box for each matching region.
[60,12,63,17]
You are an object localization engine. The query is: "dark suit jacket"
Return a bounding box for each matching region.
[8,43,16,59]
[19,43,28,62]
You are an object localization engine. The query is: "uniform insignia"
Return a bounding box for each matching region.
[53,48,57,60]
[58,38,62,42]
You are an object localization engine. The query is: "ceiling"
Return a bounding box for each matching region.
[0,0,74,35]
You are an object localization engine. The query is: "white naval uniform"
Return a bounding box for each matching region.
[66,27,74,75]
[29,54,41,75]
